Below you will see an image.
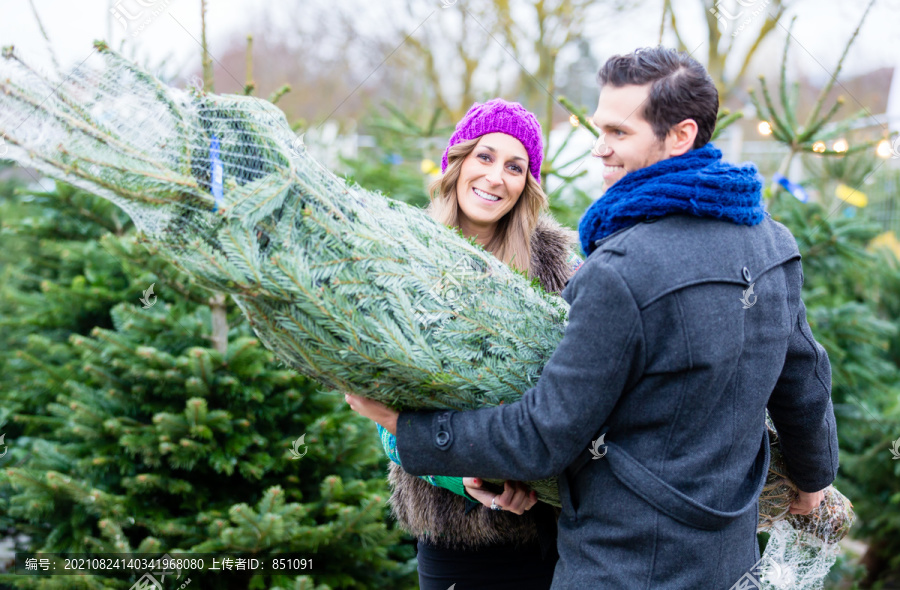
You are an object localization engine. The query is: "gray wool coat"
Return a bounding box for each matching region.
[396,214,839,590]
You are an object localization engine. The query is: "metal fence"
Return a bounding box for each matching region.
[867,168,900,235]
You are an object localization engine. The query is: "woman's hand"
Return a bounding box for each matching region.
[789,488,826,515]
[463,478,538,515]
[344,393,399,435]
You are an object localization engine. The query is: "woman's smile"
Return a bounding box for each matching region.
[472,187,502,202]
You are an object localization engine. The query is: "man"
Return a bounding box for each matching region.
[347,46,838,589]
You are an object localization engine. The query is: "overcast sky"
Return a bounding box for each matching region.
[2,0,899,93]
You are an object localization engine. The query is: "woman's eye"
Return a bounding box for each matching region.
[508,164,523,173]
[478,153,492,162]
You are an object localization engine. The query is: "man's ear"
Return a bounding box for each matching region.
[667,119,699,157]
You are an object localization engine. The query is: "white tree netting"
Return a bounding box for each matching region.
[744,420,855,590]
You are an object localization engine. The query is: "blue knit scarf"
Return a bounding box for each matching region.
[578,143,766,256]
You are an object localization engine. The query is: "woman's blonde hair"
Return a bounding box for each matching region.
[427,137,548,274]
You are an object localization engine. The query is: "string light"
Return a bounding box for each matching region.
[758,121,772,136]
[876,139,892,159]
[812,141,826,153]
[569,114,580,127]
[832,139,848,153]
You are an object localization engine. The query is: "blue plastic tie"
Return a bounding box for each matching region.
[210,135,224,212]
[773,172,809,203]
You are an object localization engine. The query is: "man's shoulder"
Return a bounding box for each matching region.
[598,213,798,252]
[583,214,801,306]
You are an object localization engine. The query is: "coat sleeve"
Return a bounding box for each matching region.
[376,424,477,500]
[395,259,643,481]
[766,283,839,493]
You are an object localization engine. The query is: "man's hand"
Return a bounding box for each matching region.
[789,488,826,515]
[463,478,538,515]
[344,393,398,435]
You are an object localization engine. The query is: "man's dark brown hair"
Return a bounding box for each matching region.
[597,46,719,149]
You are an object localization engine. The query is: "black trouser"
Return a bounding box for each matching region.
[415,536,558,590]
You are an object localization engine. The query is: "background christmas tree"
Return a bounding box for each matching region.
[764,192,900,587]
[742,17,900,583]
[0,174,417,589]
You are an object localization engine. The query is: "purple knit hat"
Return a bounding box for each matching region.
[440,98,543,184]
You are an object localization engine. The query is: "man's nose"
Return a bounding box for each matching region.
[591,133,611,158]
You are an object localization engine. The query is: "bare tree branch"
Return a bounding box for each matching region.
[727,2,787,98]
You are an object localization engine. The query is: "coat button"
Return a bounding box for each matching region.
[436,431,450,446]
[742,267,752,282]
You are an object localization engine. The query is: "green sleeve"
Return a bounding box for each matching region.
[377,424,477,501]
[430,475,479,502]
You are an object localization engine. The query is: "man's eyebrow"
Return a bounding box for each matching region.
[594,119,635,132]
[480,145,527,162]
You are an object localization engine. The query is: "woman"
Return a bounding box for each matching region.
[347,99,582,590]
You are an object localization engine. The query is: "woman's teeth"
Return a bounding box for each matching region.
[473,187,500,202]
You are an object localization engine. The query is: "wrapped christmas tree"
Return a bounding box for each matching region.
[0,41,568,504]
[0,42,852,551]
